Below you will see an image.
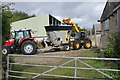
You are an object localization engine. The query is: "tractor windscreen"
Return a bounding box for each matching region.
[15,31,24,40]
[15,30,31,40]
[24,30,31,38]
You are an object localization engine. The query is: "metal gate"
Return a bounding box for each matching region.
[7,54,120,80]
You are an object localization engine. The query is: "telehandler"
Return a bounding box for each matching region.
[62,18,92,50]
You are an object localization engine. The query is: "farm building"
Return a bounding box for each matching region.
[91,23,101,47]
[99,1,120,48]
[11,14,61,37]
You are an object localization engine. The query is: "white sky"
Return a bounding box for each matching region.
[3,1,109,30]
[2,0,108,2]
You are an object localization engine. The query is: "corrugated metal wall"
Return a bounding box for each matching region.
[11,14,49,37]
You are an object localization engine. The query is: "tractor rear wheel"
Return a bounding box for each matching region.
[73,41,81,50]
[84,40,92,49]
[21,40,37,55]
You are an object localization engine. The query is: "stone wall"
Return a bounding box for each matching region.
[100,12,118,48]
[117,7,120,30]
[90,35,101,48]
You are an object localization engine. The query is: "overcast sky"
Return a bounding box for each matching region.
[10,2,106,30]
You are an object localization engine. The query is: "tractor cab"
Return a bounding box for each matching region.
[14,29,32,44]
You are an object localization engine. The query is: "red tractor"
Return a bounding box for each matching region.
[2,29,38,55]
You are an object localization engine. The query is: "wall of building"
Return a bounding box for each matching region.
[95,34,101,47]
[117,7,120,30]
[100,21,109,48]
[11,14,49,37]
[91,24,101,48]
[100,2,120,48]
[90,35,95,47]
[100,32,110,48]
[11,14,61,37]
[49,14,61,26]
[109,12,118,34]
[100,12,118,48]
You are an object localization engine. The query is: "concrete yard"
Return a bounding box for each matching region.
[13,48,91,64]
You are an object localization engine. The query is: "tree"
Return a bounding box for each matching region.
[2,3,14,44]
[2,3,36,79]
[2,3,35,44]
[9,11,35,22]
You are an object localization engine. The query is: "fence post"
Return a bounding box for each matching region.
[6,55,9,80]
[74,58,77,80]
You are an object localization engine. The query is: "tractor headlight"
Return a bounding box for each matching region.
[6,39,14,42]
[5,40,9,42]
[9,39,14,42]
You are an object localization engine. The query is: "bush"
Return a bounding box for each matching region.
[103,32,120,78]
[104,32,120,58]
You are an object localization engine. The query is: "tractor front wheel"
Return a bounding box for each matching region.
[2,46,11,54]
[21,40,37,55]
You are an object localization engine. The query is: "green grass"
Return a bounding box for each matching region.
[10,49,119,79]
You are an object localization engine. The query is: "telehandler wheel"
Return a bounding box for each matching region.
[21,40,37,55]
[84,40,92,49]
[73,41,81,50]
[2,46,11,54]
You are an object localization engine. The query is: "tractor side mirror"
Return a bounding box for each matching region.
[10,32,15,39]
